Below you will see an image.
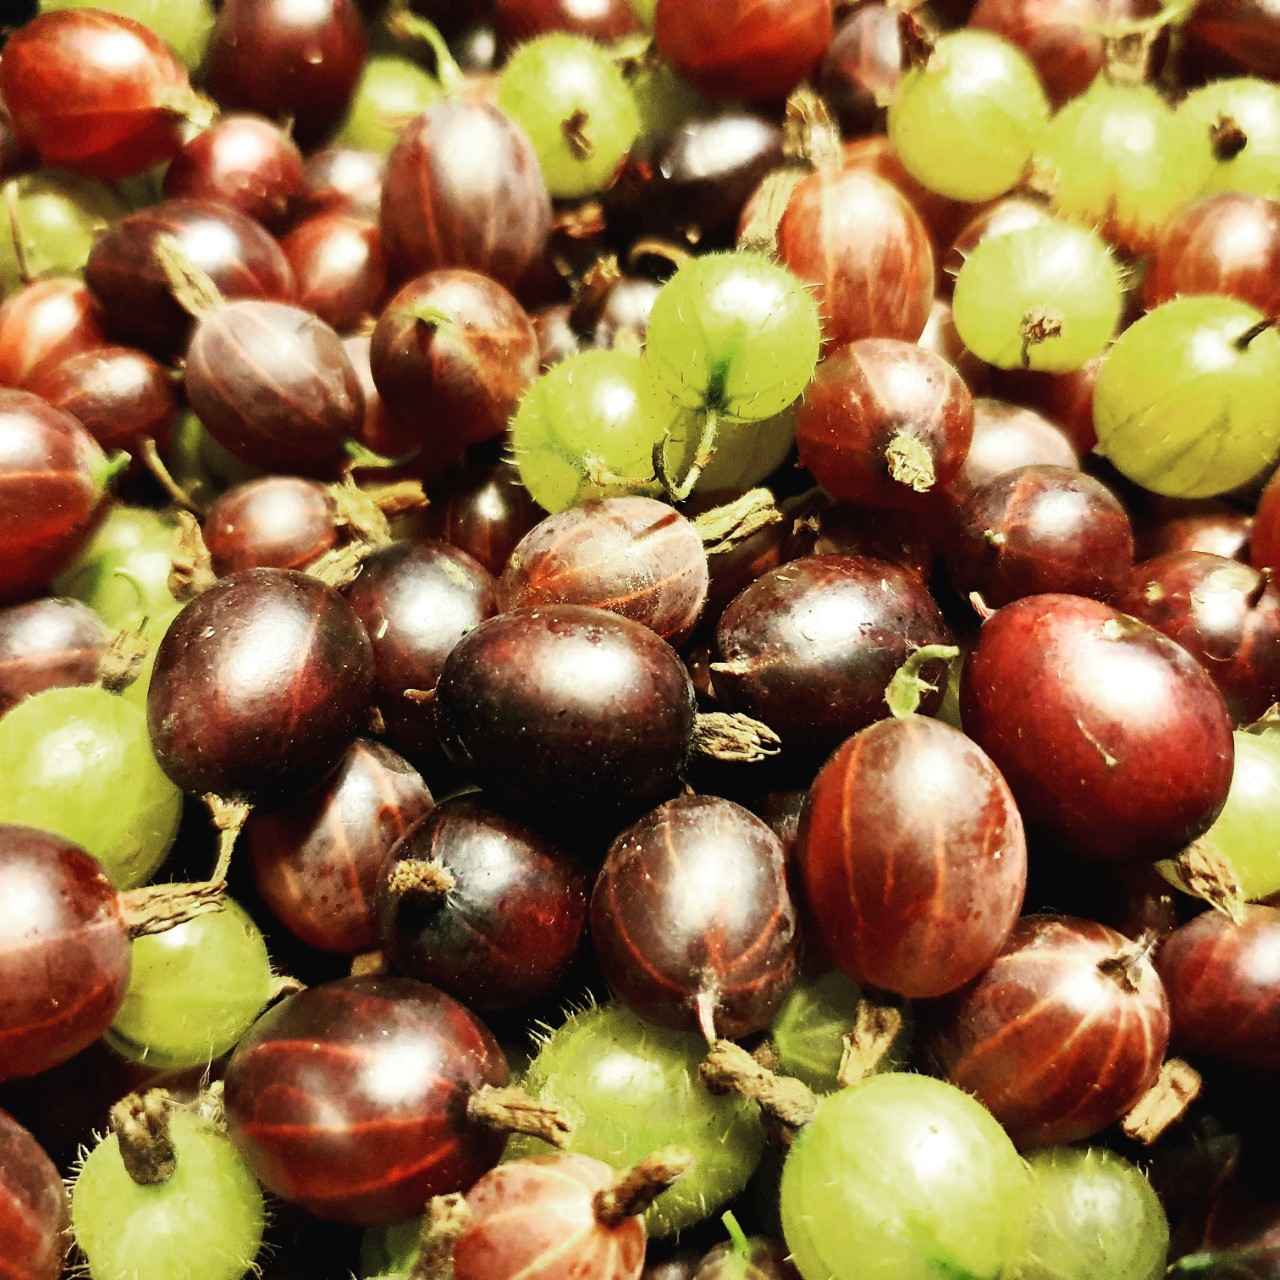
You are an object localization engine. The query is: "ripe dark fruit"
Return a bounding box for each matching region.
[654,0,835,102]
[501,498,710,645]
[25,344,178,461]
[926,915,1170,1147]
[1157,905,1280,1072]
[435,605,706,820]
[1145,193,1280,317]
[282,214,388,336]
[147,568,375,800]
[0,278,105,391]
[947,397,1079,505]
[945,465,1135,607]
[204,477,340,576]
[0,824,223,1083]
[607,114,785,251]
[0,597,108,717]
[777,168,935,349]
[343,541,500,770]
[185,299,364,478]
[297,146,385,222]
[162,114,304,233]
[380,99,552,291]
[1182,0,1280,81]
[370,269,539,452]
[204,0,370,149]
[247,739,434,954]
[0,389,110,606]
[223,975,568,1225]
[1111,552,1280,724]
[820,3,904,137]
[0,10,199,179]
[960,594,1235,861]
[712,555,954,760]
[0,1106,69,1280]
[591,795,799,1040]
[84,200,295,361]
[969,0,1164,106]
[424,456,547,576]
[798,716,1027,999]
[379,796,588,1010]
[1140,498,1252,564]
[452,1150,692,1280]
[794,338,973,508]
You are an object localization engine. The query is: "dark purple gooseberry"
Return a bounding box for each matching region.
[0,390,109,606]
[184,299,364,477]
[423,456,544,576]
[24,344,178,462]
[1158,904,1280,1073]
[282,214,388,337]
[944,464,1136,608]
[960,593,1235,861]
[0,825,126,1082]
[793,337,974,509]
[378,795,588,1010]
[711,554,954,760]
[343,540,500,771]
[925,914,1170,1148]
[0,279,105,393]
[204,0,369,148]
[435,604,698,819]
[203,476,340,576]
[147,568,375,800]
[946,397,1079,508]
[605,113,786,251]
[223,975,521,1225]
[803,503,935,582]
[819,2,903,137]
[1110,551,1280,724]
[798,716,1028,999]
[501,497,709,645]
[295,147,385,223]
[0,1106,69,1280]
[162,113,305,233]
[246,739,434,953]
[591,794,799,1040]
[0,597,107,717]
[380,98,552,291]
[369,268,540,453]
[84,199,295,361]
[1138,497,1252,563]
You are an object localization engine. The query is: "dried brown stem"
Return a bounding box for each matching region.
[1210,113,1249,162]
[410,1193,470,1280]
[141,437,204,515]
[1096,930,1159,992]
[692,711,782,763]
[837,999,905,1088]
[168,509,216,602]
[110,1090,177,1185]
[386,859,456,904]
[593,1148,694,1227]
[569,254,622,337]
[1171,839,1246,923]
[154,233,224,319]
[694,488,783,556]
[119,880,226,938]
[465,1085,572,1148]
[205,793,252,883]
[98,628,150,694]
[898,10,935,71]
[700,1040,816,1131]
[1122,1058,1202,1144]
